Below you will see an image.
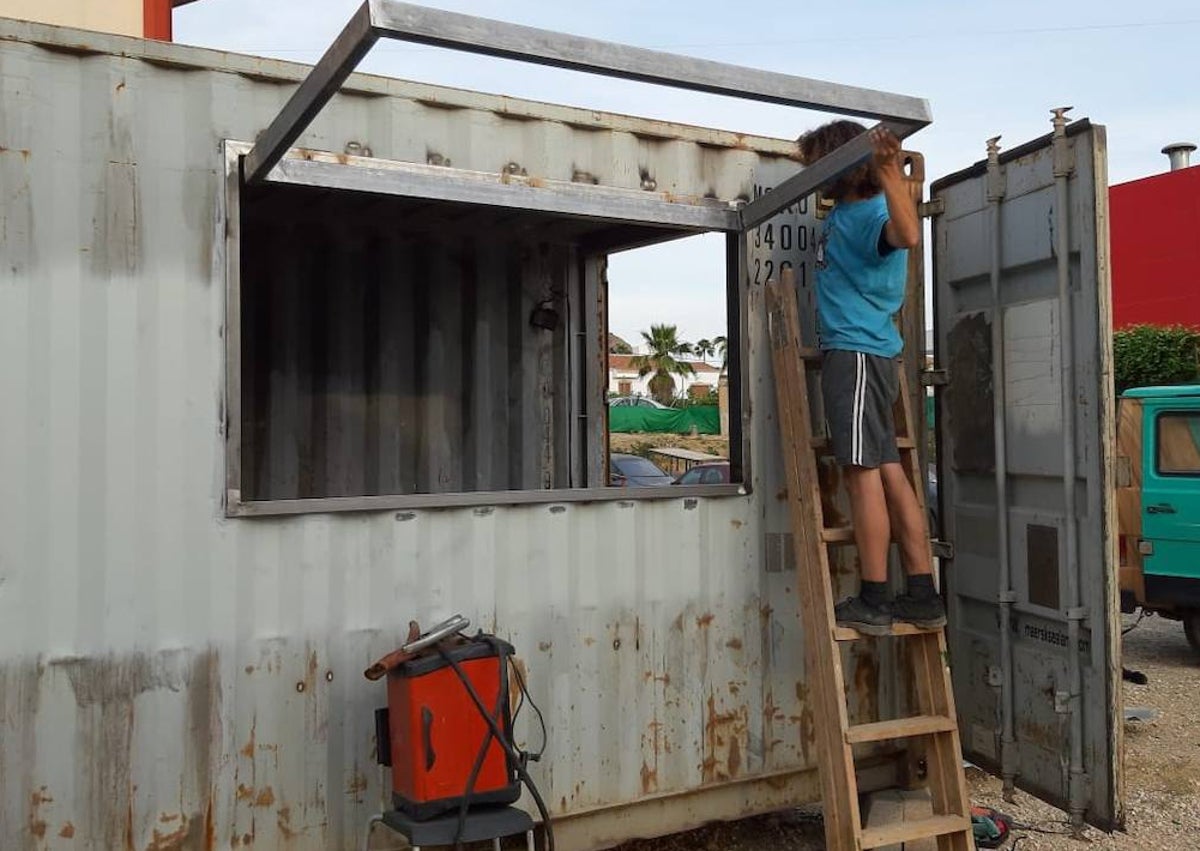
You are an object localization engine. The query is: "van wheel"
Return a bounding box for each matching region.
[1184,615,1200,654]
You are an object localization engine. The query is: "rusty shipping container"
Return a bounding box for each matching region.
[0,11,943,851]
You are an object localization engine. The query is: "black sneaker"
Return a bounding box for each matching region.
[891,594,947,629]
[834,595,893,636]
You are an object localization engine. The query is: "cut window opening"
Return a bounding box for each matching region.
[231,169,745,510]
[606,233,741,488]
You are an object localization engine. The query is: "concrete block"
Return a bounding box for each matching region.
[862,787,936,851]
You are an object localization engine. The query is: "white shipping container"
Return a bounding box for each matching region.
[0,14,929,851]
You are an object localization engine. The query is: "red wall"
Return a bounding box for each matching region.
[1110,166,1200,329]
[143,0,172,40]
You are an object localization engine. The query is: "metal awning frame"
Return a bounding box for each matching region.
[243,0,932,232]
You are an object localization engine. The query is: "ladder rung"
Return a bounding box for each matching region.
[833,622,940,641]
[811,436,916,453]
[820,526,855,544]
[860,815,972,849]
[845,714,957,744]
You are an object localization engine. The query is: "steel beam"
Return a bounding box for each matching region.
[266,155,742,231]
[244,2,377,184]
[739,120,919,230]
[368,0,930,121]
[244,0,931,189]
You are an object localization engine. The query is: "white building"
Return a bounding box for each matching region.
[608,354,723,400]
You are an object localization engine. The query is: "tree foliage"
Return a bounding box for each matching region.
[630,324,696,404]
[1113,324,1200,394]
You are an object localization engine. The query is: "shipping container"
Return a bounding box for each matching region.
[0,14,927,850]
[0,7,1123,850]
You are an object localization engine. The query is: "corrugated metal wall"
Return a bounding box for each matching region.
[0,18,905,851]
[239,183,581,500]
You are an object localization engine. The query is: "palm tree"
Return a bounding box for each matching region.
[694,338,716,363]
[630,324,696,404]
[713,335,729,373]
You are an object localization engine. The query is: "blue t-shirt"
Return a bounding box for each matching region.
[815,193,908,358]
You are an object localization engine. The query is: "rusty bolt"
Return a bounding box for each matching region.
[612,638,621,651]
[296,682,306,693]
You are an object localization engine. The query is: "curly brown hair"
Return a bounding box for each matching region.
[796,120,880,202]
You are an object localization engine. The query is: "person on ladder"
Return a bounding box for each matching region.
[797,120,946,635]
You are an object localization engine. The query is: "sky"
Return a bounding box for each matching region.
[176,0,1200,353]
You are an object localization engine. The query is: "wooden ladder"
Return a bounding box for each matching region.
[766,269,975,851]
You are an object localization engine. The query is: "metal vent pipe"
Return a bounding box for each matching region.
[1162,142,1196,171]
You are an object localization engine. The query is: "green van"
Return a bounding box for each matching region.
[1117,386,1200,649]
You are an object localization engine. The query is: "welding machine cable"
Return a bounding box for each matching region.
[439,639,556,851]
[448,646,507,851]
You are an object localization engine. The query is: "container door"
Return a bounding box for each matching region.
[931,119,1123,829]
[1140,400,1200,600]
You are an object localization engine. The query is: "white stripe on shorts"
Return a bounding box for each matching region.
[853,353,865,466]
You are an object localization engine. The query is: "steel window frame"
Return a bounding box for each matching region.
[243,0,931,229]
[222,142,750,516]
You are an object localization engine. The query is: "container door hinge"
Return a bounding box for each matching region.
[922,368,949,387]
[918,197,945,217]
[931,539,955,560]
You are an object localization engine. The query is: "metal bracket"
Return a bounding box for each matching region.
[1065,606,1088,622]
[931,540,955,560]
[918,197,945,217]
[997,590,1017,604]
[1051,107,1076,177]
[921,369,949,387]
[243,0,932,233]
[985,136,1007,202]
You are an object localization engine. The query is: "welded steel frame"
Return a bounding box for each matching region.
[243,0,932,228]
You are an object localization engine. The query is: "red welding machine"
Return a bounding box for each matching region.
[367,617,522,820]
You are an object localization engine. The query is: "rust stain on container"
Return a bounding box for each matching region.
[696,613,715,628]
[145,817,194,851]
[346,770,369,800]
[241,717,256,759]
[254,786,275,808]
[640,761,658,794]
[852,647,879,722]
[277,805,298,840]
[59,822,76,839]
[725,638,743,650]
[799,707,815,764]
[703,693,747,783]
[30,787,52,839]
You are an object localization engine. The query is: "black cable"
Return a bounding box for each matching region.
[511,660,548,760]
[1122,610,1146,635]
[1008,820,1074,836]
[440,638,556,851]
[449,660,502,851]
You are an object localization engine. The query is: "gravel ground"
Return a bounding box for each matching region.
[617,613,1200,851]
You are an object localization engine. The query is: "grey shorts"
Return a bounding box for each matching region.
[821,349,900,469]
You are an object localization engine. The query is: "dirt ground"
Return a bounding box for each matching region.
[616,613,1200,851]
[609,433,729,459]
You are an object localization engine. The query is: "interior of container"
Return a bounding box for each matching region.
[237,179,736,502]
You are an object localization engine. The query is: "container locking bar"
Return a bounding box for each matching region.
[244,0,932,223]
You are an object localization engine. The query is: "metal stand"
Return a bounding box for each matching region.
[365,805,535,851]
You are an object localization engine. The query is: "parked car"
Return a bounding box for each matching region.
[609,453,674,487]
[609,396,668,409]
[673,462,730,485]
